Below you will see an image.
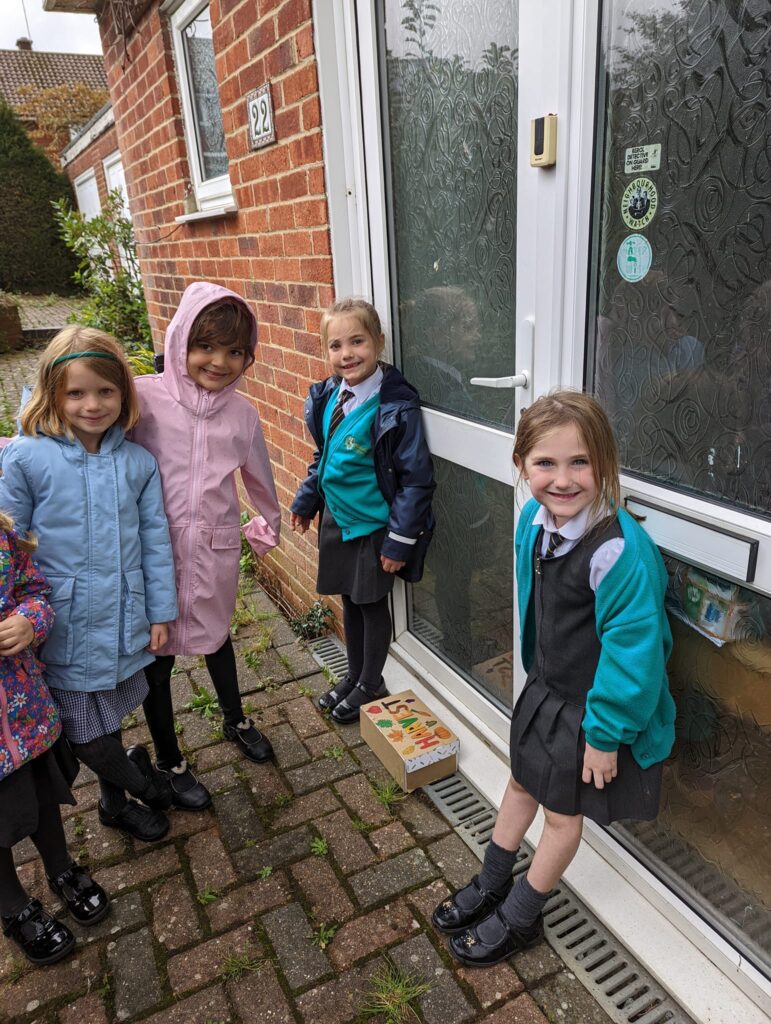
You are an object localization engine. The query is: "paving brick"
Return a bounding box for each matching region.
[389,934,475,1024]
[271,787,340,829]
[407,879,451,925]
[238,758,291,805]
[291,857,355,923]
[295,959,383,1024]
[60,780,99,819]
[485,994,550,1024]
[164,807,218,840]
[283,696,330,738]
[213,787,265,849]
[351,744,393,784]
[285,752,358,794]
[334,774,392,826]
[207,872,292,931]
[186,828,237,892]
[194,739,241,772]
[227,963,294,1023]
[152,873,202,952]
[174,711,221,750]
[457,960,525,1008]
[140,985,230,1024]
[269,645,320,678]
[369,820,415,858]
[349,848,438,908]
[262,902,330,990]
[65,806,126,863]
[166,922,262,996]
[1,945,101,1018]
[69,890,145,946]
[58,993,108,1024]
[304,731,351,758]
[108,927,162,1021]
[329,717,365,748]
[328,899,418,970]
[427,833,482,888]
[268,722,311,768]
[512,941,563,984]
[199,763,240,793]
[97,845,179,893]
[532,967,614,1024]
[397,794,451,840]
[233,825,313,878]
[315,809,377,873]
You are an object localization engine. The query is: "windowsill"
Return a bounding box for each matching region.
[175,203,238,224]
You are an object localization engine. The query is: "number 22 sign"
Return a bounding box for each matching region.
[246,83,276,150]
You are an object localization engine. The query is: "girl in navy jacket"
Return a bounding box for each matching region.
[290,298,434,722]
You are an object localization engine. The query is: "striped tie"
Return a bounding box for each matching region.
[543,530,564,559]
[328,389,354,439]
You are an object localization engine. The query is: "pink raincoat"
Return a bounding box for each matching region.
[132,282,280,655]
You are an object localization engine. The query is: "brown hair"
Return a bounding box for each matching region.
[21,326,140,439]
[513,389,621,517]
[0,511,36,554]
[320,297,386,354]
[188,299,254,366]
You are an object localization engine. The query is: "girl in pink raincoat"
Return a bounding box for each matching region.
[132,283,281,811]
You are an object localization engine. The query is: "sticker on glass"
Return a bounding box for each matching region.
[624,144,661,174]
[617,234,652,283]
[621,177,658,229]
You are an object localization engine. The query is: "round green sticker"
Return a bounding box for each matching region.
[617,234,652,283]
[621,176,658,229]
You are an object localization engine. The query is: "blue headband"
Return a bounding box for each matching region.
[52,351,119,367]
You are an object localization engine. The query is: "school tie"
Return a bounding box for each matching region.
[328,389,354,439]
[543,529,564,559]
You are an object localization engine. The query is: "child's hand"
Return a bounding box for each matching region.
[380,555,406,574]
[0,613,34,656]
[290,512,313,534]
[148,623,169,652]
[582,743,618,789]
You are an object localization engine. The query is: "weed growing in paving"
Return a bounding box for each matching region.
[288,599,334,640]
[230,606,256,635]
[361,958,432,1023]
[209,725,224,741]
[311,922,338,950]
[220,948,263,979]
[351,817,376,834]
[323,744,346,761]
[121,712,137,729]
[277,652,293,674]
[242,700,255,715]
[185,686,220,720]
[7,957,26,983]
[257,865,273,879]
[174,720,184,736]
[0,400,15,438]
[298,686,315,698]
[195,886,219,906]
[273,794,293,808]
[372,779,406,810]
[320,664,338,686]
[310,836,329,856]
[72,815,85,838]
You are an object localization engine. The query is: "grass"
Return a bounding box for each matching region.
[320,665,338,686]
[184,686,220,720]
[360,958,432,1023]
[351,817,377,834]
[298,686,315,698]
[273,793,293,809]
[310,922,338,950]
[6,958,26,983]
[230,606,256,635]
[323,744,346,761]
[372,779,406,810]
[220,949,263,980]
[257,865,273,879]
[310,836,329,857]
[195,885,219,906]
[277,652,293,673]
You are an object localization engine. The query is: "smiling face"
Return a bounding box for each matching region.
[60,362,123,453]
[326,313,383,387]
[515,423,598,528]
[186,338,248,391]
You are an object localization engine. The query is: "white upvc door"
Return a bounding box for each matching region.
[73,168,101,220]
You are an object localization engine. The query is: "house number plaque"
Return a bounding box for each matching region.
[247,83,276,149]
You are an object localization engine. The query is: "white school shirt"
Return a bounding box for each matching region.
[533,505,625,592]
[337,365,384,414]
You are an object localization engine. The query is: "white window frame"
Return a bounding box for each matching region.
[102,150,130,215]
[164,0,234,213]
[73,167,101,220]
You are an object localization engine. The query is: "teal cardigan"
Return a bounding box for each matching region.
[515,499,676,769]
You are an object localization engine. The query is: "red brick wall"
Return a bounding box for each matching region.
[97,0,334,618]
[64,121,120,207]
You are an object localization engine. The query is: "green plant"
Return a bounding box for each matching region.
[311,922,338,950]
[323,744,346,762]
[320,665,338,686]
[174,720,184,736]
[121,711,138,729]
[361,958,432,1023]
[277,652,293,673]
[184,686,220,720]
[0,399,15,437]
[288,600,334,641]
[72,814,85,838]
[310,836,329,857]
[209,725,224,741]
[239,510,256,576]
[77,845,88,862]
[273,793,292,808]
[242,700,255,715]
[372,780,406,810]
[195,885,220,906]
[351,817,376,834]
[298,686,315,698]
[257,865,273,879]
[242,648,262,671]
[230,606,256,635]
[126,345,156,375]
[6,957,26,983]
[220,948,263,980]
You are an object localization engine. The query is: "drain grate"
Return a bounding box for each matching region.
[306,641,693,1024]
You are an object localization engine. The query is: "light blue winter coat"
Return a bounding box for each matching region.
[0,428,178,692]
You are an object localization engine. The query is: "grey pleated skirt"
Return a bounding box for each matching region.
[316,508,395,605]
[509,675,662,825]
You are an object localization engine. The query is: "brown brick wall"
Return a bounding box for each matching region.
[97,0,335,618]
[64,121,120,207]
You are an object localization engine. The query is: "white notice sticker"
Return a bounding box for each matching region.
[624,144,661,174]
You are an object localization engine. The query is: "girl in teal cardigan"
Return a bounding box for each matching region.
[433,391,675,968]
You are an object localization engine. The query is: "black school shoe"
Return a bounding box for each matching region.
[160,759,212,811]
[126,745,173,810]
[330,679,388,724]
[431,873,514,934]
[223,718,274,763]
[1,899,75,965]
[47,863,110,927]
[448,907,543,967]
[98,799,169,842]
[317,674,355,711]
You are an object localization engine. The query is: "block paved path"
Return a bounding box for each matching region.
[0,581,613,1024]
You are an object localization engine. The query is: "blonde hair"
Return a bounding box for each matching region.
[320,297,386,354]
[513,389,621,518]
[21,326,140,439]
[0,511,36,554]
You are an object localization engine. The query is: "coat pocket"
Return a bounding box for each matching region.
[40,575,75,665]
[210,526,241,550]
[120,568,151,655]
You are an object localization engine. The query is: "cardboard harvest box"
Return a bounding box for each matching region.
[360,690,459,792]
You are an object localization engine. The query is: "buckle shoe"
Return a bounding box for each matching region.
[1,899,75,965]
[330,679,388,724]
[126,744,173,810]
[98,800,169,843]
[223,718,274,763]
[431,873,514,934]
[47,863,110,926]
[318,674,355,711]
[448,907,543,967]
[162,760,212,811]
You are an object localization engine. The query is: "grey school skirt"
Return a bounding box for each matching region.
[316,508,395,605]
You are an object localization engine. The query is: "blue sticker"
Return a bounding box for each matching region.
[617,234,652,282]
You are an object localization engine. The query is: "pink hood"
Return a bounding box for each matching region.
[132,282,281,655]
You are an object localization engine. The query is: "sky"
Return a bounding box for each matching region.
[0,0,102,54]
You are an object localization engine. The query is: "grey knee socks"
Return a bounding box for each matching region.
[477,839,519,892]
[499,874,549,930]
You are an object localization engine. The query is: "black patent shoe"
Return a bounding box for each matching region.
[223,718,274,763]
[448,907,543,967]
[431,873,514,934]
[1,899,75,965]
[47,863,110,927]
[331,679,388,724]
[98,799,169,842]
[126,745,173,810]
[318,674,355,711]
[161,759,212,811]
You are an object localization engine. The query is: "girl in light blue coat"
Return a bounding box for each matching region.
[0,327,179,844]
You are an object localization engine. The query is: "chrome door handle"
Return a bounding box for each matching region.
[469,371,530,389]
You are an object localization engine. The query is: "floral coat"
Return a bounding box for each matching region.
[0,529,58,781]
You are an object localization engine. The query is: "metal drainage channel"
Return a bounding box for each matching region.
[307,638,693,1024]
